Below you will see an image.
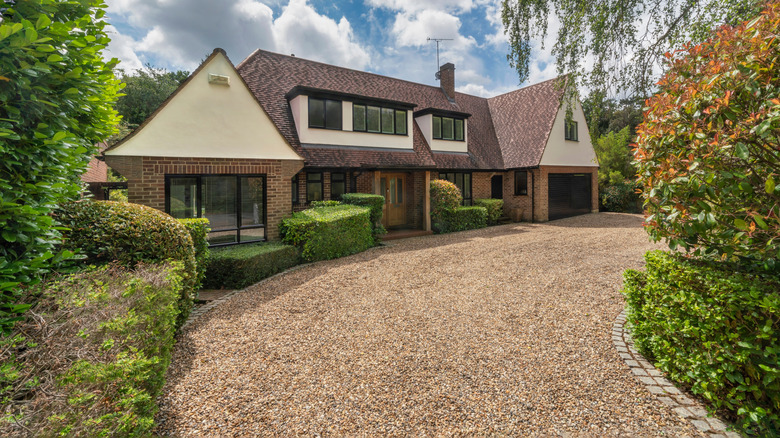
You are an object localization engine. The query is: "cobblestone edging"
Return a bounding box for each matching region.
[612,310,741,438]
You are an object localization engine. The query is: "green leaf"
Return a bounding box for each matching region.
[46,54,63,63]
[51,131,67,142]
[735,143,749,160]
[766,177,776,194]
[36,14,52,30]
[734,219,748,230]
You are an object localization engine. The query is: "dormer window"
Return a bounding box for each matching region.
[433,115,464,141]
[309,98,342,130]
[353,104,407,135]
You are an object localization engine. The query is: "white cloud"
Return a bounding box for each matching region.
[104,25,143,71]
[104,0,369,72]
[456,82,513,98]
[365,0,474,14]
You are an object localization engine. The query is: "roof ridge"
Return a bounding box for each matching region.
[238,48,491,101]
[488,76,566,100]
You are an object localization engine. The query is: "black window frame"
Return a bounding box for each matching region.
[330,172,346,200]
[292,173,299,205]
[437,172,472,205]
[353,103,408,136]
[433,115,465,141]
[514,170,528,196]
[165,174,267,247]
[306,171,324,203]
[565,120,579,141]
[309,97,342,130]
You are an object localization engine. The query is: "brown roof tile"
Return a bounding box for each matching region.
[487,77,566,169]
[82,142,109,183]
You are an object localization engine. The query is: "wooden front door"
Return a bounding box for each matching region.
[380,173,406,228]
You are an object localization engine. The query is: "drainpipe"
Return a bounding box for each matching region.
[530,171,535,222]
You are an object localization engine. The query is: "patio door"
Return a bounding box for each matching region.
[380,173,406,228]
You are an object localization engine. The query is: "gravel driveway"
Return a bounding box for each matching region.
[156,213,703,437]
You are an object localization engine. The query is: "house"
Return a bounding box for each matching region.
[104,48,598,245]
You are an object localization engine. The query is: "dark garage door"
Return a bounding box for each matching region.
[548,173,592,220]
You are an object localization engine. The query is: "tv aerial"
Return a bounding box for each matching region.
[427,37,453,80]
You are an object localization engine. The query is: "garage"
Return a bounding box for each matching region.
[548,173,592,220]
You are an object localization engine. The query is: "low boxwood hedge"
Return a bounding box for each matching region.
[340,193,386,240]
[474,198,504,224]
[56,200,197,329]
[203,243,300,290]
[623,251,780,436]
[0,263,183,437]
[439,206,488,233]
[280,205,373,262]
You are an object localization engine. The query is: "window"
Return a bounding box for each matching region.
[438,172,472,205]
[292,174,299,204]
[167,175,265,246]
[330,172,345,200]
[306,172,323,202]
[353,104,407,135]
[514,171,528,196]
[309,98,342,130]
[565,120,578,141]
[433,116,465,141]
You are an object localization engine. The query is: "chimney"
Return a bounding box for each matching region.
[438,63,455,101]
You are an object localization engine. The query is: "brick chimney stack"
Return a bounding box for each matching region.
[439,63,455,101]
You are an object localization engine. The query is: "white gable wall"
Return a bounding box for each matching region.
[539,100,598,167]
[105,53,302,160]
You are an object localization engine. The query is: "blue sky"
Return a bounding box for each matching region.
[103,0,561,97]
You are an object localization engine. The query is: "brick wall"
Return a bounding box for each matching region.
[535,166,598,222]
[118,156,302,240]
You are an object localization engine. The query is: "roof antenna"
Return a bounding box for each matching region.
[427,37,453,80]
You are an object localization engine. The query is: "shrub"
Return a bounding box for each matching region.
[280,205,373,262]
[310,200,342,208]
[634,3,780,268]
[0,263,183,437]
[178,218,210,290]
[203,243,299,290]
[340,193,386,240]
[439,206,488,233]
[623,251,780,436]
[430,179,462,223]
[600,180,641,212]
[474,199,504,224]
[0,0,121,333]
[56,201,196,329]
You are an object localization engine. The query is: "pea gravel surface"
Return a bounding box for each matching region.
[156,213,704,437]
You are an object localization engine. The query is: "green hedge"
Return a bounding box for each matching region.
[474,199,504,224]
[623,251,780,436]
[438,206,488,233]
[56,201,197,329]
[280,205,373,262]
[340,193,386,240]
[0,263,183,437]
[203,243,300,290]
[310,200,342,208]
[600,180,641,212]
[178,218,210,290]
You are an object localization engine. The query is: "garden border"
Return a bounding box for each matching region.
[612,310,740,438]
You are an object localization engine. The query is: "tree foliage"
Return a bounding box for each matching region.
[593,126,634,186]
[501,0,762,97]
[634,2,780,269]
[115,65,188,127]
[0,0,120,331]
[582,95,643,140]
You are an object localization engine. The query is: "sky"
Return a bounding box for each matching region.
[103,0,562,98]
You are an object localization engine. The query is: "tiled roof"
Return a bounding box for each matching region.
[487,77,566,169]
[236,49,558,170]
[82,142,108,183]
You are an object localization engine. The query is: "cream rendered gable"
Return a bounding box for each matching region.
[539,100,598,167]
[105,53,302,160]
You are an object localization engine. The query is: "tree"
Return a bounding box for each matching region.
[501,0,763,97]
[634,2,780,269]
[0,0,120,330]
[581,95,643,140]
[115,66,189,127]
[593,127,634,186]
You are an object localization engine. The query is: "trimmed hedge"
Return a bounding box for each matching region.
[341,193,386,240]
[474,198,504,224]
[310,200,342,208]
[203,243,300,290]
[0,263,183,437]
[430,179,462,221]
[439,206,488,233]
[56,201,196,329]
[280,205,373,262]
[178,218,210,290]
[623,251,780,436]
